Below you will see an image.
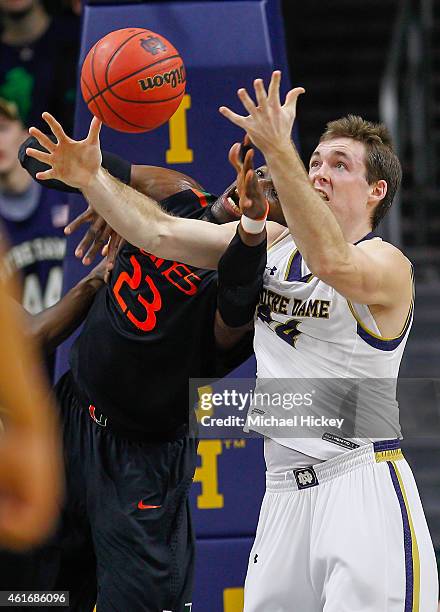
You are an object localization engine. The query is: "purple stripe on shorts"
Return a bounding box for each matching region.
[387,461,413,612]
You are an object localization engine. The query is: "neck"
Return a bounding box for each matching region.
[0,164,32,195]
[1,4,50,46]
[345,223,373,244]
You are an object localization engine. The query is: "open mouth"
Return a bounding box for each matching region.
[222,186,241,217]
[315,188,329,201]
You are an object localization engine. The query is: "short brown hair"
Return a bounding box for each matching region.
[319,115,402,230]
[0,98,20,122]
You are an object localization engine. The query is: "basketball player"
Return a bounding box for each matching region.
[14,127,269,611]
[26,69,438,610]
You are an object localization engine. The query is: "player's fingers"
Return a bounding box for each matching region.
[107,235,124,267]
[237,88,257,115]
[219,106,247,128]
[25,147,51,164]
[284,87,305,112]
[228,143,242,172]
[239,135,253,164]
[243,148,255,177]
[254,79,268,108]
[244,169,267,217]
[28,127,56,152]
[268,70,281,106]
[74,217,104,258]
[64,209,94,235]
[35,169,56,181]
[79,218,106,263]
[87,117,102,144]
[84,225,112,265]
[42,112,68,142]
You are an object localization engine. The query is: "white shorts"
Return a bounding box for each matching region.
[244,440,438,612]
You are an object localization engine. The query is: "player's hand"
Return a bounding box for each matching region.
[219,71,305,156]
[26,114,102,190]
[229,134,267,220]
[65,205,123,267]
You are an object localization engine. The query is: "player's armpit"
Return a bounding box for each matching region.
[315,239,412,308]
[266,221,287,248]
[130,165,204,201]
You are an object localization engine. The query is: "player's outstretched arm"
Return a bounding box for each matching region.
[215,137,267,350]
[0,239,63,550]
[219,72,411,307]
[26,113,237,269]
[21,134,206,266]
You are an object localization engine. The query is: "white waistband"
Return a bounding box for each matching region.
[265,441,403,492]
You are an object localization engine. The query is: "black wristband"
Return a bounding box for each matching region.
[18,135,132,192]
[217,227,267,327]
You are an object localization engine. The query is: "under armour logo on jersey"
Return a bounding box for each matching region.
[253,554,258,564]
[293,467,318,490]
[266,265,277,275]
[140,35,167,55]
[88,405,107,427]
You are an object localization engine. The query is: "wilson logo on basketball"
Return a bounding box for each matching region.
[138,65,186,92]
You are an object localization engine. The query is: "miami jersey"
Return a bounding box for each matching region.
[247,229,414,459]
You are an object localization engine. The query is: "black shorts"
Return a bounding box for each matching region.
[0,371,197,612]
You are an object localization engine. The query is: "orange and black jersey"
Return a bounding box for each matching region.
[70,189,246,437]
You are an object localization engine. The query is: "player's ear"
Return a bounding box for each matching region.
[369,179,387,203]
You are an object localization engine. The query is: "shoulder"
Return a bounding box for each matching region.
[356,238,412,273]
[160,189,217,218]
[266,222,287,248]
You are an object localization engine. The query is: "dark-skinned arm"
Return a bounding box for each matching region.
[30,260,105,354]
[214,138,267,351]
[7,260,105,355]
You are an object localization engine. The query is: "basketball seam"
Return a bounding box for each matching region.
[104,28,152,91]
[89,38,161,129]
[98,90,156,130]
[90,42,108,122]
[84,29,150,105]
[81,75,104,121]
[107,86,185,105]
[87,54,183,105]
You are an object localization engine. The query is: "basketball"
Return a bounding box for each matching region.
[80,28,186,133]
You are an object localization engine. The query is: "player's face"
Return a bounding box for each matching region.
[0,0,36,13]
[0,116,26,174]
[308,138,374,232]
[212,166,285,225]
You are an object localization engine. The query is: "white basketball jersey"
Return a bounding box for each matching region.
[247,230,414,460]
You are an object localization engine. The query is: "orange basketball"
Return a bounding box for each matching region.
[80,28,186,133]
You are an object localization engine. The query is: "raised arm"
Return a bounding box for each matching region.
[219,72,411,307]
[26,114,236,270]
[215,138,267,351]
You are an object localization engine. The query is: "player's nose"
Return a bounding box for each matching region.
[312,167,330,185]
